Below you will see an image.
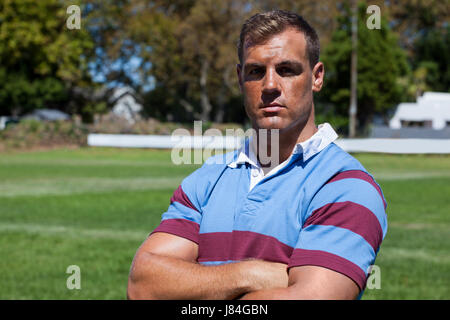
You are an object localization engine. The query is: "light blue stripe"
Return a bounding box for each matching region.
[297,224,375,274]
[233,214,299,248]
[161,202,202,224]
[180,152,238,214]
[180,178,201,214]
[199,260,237,266]
[307,179,387,236]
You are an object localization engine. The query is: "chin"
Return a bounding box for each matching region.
[255,116,289,131]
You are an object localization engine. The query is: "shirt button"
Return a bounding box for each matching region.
[252,170,259,177]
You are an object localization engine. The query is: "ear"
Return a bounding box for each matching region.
[312,62,324,92]
[236,64,243,93]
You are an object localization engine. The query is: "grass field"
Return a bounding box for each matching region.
[0,147,449,299]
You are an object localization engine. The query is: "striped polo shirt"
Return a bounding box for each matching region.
[152,124,388,293]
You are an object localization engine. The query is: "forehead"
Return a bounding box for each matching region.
[243,28,308,65]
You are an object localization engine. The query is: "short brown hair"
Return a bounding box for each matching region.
[238,10,320,69]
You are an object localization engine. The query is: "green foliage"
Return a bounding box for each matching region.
[412,26,450,93]
[0,119,88,151]
[0,71,67,114]
[81,101,107,123]
[82,0,449,127]
[0,0,447,127]
[317,2,410,134]
[0,0,94,116]
[314,105,349,135]
[90,0,249,122]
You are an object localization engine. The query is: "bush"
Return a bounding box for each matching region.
[0,119,88,152]
[88,114,187,135]
[0,115,246,152]
[88,114,244,136]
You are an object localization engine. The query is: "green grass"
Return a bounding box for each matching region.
[0,148,449,299]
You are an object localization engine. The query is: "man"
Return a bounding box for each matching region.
[127,10,387,300]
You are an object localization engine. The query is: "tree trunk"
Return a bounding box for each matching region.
[214,65,235,123]
[214,89,226,123]
[199,58,212,121]
[349,0,358,137]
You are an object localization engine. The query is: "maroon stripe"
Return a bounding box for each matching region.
[198,231,293,264]
[151,218,200,244]
[304,201,383,252]
[327,170,387,208]
[170,185,199,212]
[288,249,367,291]
[198,232,232,261]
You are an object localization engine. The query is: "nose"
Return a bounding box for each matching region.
[262,67,280,93]
[261,68,281,103]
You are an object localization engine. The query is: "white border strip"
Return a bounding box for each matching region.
[87,134,242,149]
[87,134,450,154]
[334,138,450,154]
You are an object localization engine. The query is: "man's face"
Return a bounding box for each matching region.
[237,28,324,132]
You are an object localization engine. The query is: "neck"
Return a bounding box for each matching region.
[252,105,317,171]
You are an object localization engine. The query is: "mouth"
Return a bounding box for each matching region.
[261,103,286,113]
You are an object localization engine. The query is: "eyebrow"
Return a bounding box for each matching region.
[243,62,265,71]
[277,60,303,70]
[244,60,303,70]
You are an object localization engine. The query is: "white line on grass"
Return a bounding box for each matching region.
[372,171,450,180]
[380,247,450,264]
[0,176,184,197]
[0,223,149,241]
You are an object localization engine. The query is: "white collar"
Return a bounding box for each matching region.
[227,123,338,169]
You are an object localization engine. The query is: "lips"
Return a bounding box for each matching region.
[261,103,285,112]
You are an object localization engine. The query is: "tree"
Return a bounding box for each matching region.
[87,0,254,123]
[83,0,446,126]
[139,0,348,123]
[254,0,341,46]
[387,0,449,52]
[411,26,450,94]
[387,0,450,96]
[317,2,410,134]
[0,0,95,117]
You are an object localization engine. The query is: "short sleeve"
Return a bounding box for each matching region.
[150,175,203,244]
[150,153,231,244]
[288,170,388,291]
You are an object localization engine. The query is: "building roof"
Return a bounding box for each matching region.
[389,92,450,130]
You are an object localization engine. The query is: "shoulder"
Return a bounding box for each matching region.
[300,143,366,201]
[312,142,365,171]
[179,149,240,209]
[305,143,388,237]
[306,142,382,191]
[183,149,239,185]
[321,143,386,209]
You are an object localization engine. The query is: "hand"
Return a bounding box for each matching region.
[244,260,289,292]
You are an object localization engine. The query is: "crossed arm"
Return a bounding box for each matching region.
[127,232,360,300]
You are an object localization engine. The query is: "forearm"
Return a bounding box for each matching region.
[240,287,297,300]
[240,287,358,300]
[240,272,360,300]
[128,252,259,300]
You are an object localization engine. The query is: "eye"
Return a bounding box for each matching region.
[277,66,294,75]
[249,68,264,75]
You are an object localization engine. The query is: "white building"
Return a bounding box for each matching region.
[390,92,450,130]
[110,87,143,124]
